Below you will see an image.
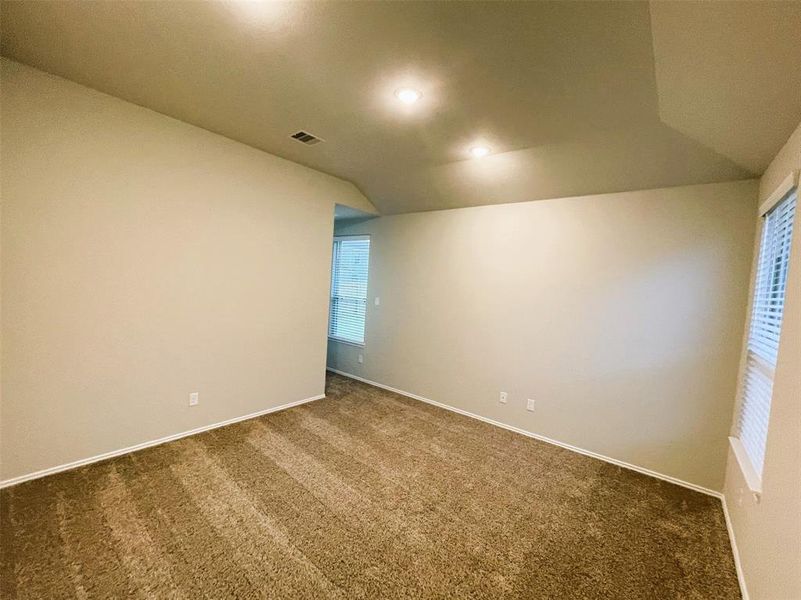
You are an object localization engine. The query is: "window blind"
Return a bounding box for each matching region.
[329,236,370,345]
[736,189,796,479]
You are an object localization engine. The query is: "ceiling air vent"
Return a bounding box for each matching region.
[290,130,324,146]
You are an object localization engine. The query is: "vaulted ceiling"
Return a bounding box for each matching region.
[2,1,799,214]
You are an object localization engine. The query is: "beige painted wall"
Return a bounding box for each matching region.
[723,122,801,600]
[0,59,372,482]
[328,180,758,492]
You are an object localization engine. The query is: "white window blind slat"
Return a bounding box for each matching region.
[736,189,796,480]
[329,237,370,345]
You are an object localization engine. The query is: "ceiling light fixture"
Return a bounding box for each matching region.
[469,146,491,158]
[395,88,422,104]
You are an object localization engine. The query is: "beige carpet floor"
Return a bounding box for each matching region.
[1,372,740,599]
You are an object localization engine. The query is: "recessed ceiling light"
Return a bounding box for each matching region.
[469,146,491,158]
[395,88,422,104]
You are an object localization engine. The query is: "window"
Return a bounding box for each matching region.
[329,236,370,345]
[733,188,796,489]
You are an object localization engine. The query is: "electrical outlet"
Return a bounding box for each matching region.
[526,398,535,412]
[374,297,380,306]
[499,391,508,404]
[189,392,199,407]
[358,353,364,364]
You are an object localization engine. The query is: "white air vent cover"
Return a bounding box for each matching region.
[290,130,324,145]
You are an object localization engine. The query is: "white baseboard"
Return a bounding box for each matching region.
[0,393,325,489]
[327,368,722,498]
[721,494,750,600]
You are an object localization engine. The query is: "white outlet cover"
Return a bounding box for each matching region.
[374,297,380,306]
[526,399,535,412]
[499,392,508,404]
[358,354,364,364]
[189,392,199,406]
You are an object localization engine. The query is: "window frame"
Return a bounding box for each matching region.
[730,173,798,496]
[328,234,371,347]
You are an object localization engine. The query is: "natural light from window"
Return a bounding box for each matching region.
[733,188,796,490]
[329,236,371,345]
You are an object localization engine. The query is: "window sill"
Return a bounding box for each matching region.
[328,336,365,348]
[729,436,763,497]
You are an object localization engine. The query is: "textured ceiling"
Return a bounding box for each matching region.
[650,1,801,175]
[2,1,799,214]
